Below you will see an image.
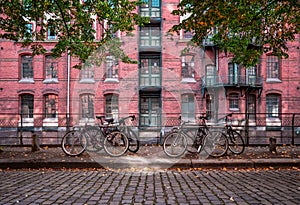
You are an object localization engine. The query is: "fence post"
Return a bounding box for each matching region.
[19,114,23,145]
[292,113,295,145]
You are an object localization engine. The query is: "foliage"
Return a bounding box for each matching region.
[0,0,148,67]
[170,0,300,67]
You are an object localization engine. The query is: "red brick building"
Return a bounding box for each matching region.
[0,0,300,144]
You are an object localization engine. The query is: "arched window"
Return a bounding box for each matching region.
[80,94,94,119]
[21,55,33,80]
[181,55,194,78]
[20,94,34,118]
[45,55,58,80]
[267,55,280,80]
[44,94,58,118]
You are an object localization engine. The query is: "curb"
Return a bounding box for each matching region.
[1,159,299,170]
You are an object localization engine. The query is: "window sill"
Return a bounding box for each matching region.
[18,118,34,127]
[181,78,196,83]
[43,79,58,84]
[266,78,282,83]
[19,78,34,83]
[43,118,58,127]
[79,118,95,126]
[266,118,281,126]
[229,108,240,112]
[79,79,96,84]
[104,78,119,83]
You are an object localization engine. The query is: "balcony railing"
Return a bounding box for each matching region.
[202,75,263,87]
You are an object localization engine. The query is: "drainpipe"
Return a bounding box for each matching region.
[67,49,71,131]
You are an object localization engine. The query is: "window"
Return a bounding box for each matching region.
[105,94,118,119]
[266,94,280,118]
[80,94,94,119]
[25,23,33,39]
[23,0,31,10]
[45,55,58,80]
[205,65,216,86]
[47,24,56,40]
[183,30,193,39]
[44,94,58,118]
[21,94,34,118]
[246,66,257,85]
[228,63,240,84]
[181,94,195,121]
[140,26,161,47]
[229,93,239,110]
[182,55,194,78]
[105,56,118,79]
[206,94,214,120]
[267,55,280,80]
[81,64,94,80]
[140,0,161,17]
[248,95,256,120]
[21,55,33,79]
[140,56,160,86]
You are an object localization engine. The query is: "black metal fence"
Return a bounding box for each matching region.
[0,113,300,146]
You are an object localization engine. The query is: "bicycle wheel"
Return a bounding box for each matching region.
[163,131,187,158]
[228,130,245,155]
[203,130,228,157]
[61,130,87,156]
[127,128,140,153]
[103,131,129,157]
[83,126,104,152]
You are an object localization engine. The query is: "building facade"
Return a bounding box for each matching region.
[0,0,300,144]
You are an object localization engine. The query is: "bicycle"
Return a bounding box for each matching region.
[62,116,129,157]
[163,116,228,158]
[118,115,140,153]
[61,127,87,156]
[221,113,245,155]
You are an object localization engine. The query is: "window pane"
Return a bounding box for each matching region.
[44,94,58,118]
[152,0,160,7]
[22,55,33,78]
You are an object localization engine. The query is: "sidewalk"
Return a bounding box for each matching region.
[0,145,299,170]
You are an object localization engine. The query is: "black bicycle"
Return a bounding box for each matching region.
[118,115,140,153]
[163,116,228,158]
[222,113,245,155]
[62,116,129,157]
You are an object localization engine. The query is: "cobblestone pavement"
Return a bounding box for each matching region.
[0,168,299,204]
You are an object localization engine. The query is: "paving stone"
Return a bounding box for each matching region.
[0,169,299,204]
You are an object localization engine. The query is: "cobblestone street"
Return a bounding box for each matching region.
[0,168,299,204]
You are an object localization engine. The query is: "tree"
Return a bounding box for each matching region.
[170,0,300,67]
[0,0,148,67]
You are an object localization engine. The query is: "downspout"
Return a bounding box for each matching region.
[67,49,71,131]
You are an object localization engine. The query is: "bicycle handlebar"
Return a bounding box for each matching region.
[118,115,136,125]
